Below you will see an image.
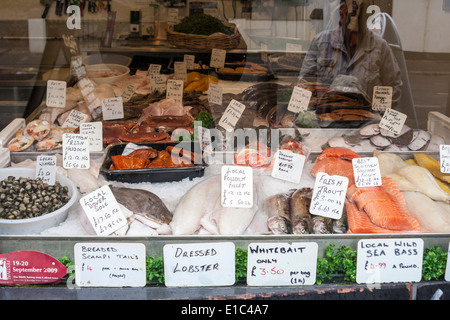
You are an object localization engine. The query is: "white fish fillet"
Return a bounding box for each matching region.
[373,150,407,176]
[402,192,450,233]
[170,175,221,235]
[389,165,450,204]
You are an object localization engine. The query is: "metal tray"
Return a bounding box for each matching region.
[100,141,207,183]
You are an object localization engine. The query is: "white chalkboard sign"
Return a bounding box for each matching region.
[74,242,146,287]
[356,238,424,284]
[221,165,253,208]
[247,242,318,286]
[163,242,235,287]
[310,172,348,219]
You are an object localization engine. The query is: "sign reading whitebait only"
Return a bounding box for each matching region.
[247,242,318,286]
[310,172,348,219]
[221,165,253,208]
[62,133,90,169]
[271,150,306,184]
[80,185,127,236]
[36,155,56,185]
[352,157,382,187]
[74,243,146,287]
[356,238,424,284]
[163,242,235,287]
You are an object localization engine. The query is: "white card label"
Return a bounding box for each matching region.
[218,99,246,131]
[166,79,184,103]
[147,64,162,76]
[184,54,195,70]
[247,242,318,286]
[287,86,312,113]
[271,150,306,184]
[356,239,424,284]
[440,145,450,173]
[372,86,393,111]
[150,74,167,93]
[36,155,56,185]
[174,61,187,82]
[352,157,382,187]
[102,97,124,121]
[208,83,223,105]
[221,165,253,208]
[445,242,450,281]
[379,108,407,135]
[163,242,235,287]
[310,172,348,219]
[74,243,146,287]
[210,48,226,69]
[62,109,89,128]
[46,80,67,108]
[121,84,136,102]
[62,133,90,169]
[79,185,128,236]
[80,122,103,152]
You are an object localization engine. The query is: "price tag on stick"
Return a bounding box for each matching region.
[46,80,66,108]
[271,150,306,184]
[440,145,450,173]
[218,99,246,131]
[379,108,407,136]
[287,86,312,113]
[352,157,382,187]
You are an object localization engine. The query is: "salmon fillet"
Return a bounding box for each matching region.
[316,147,361,162]
[346,177,421,232]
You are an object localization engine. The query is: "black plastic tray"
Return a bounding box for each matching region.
[100,141,206,183]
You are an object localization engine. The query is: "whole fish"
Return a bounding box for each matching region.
[290,188,312,234]
[332,207,348,234]
[311,215,332,234]
[109,186,172,229]
[264,193,292,234]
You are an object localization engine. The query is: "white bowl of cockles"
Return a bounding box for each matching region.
[85,63,130,84]
[0,168,78,235]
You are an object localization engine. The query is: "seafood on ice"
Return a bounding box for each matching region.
[262,187,347,234]
[374,150,450,204]
[170,175,262,235]
[311,147,421,233]
[79,186,173,236]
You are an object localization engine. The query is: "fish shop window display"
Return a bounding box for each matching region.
[298,0,402,109]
